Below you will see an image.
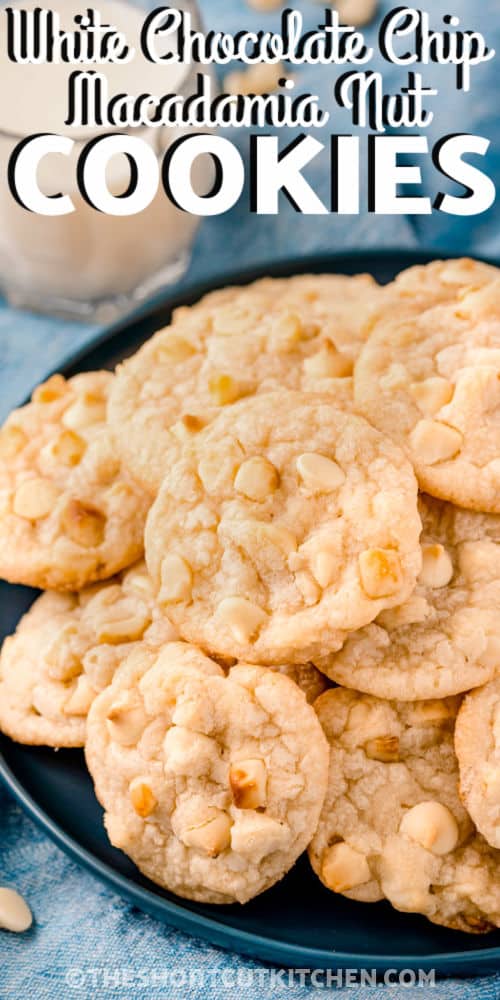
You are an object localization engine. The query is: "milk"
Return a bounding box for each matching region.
[0,0,209,317]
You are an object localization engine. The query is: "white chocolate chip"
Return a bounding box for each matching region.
[359,548,403,599]
[0,425,27,460]
[310,549,338,589]
[253,522,297,556]
[164,726,215,776]
[106,694,148,746]
[234,457,279,501]
[294,570,321,605]
[156,334,196,363]
[364,735,400,763]
[405,701,456,726]
[94,603,151,645]
[171,413,205,442]
[303,344,353,379]
[159,555,193,605]
[41,430,86,467]
[62,393,106,430]
[0,888,32,933]
[45,624,82,682]
[399,801,459,855]
[321,842,371,893]
[129,777,157,818]
[269,312,304,352]
[410,377,454,416]
[64,675,95,717]
[61,499,106,548]
[32,374,67,404]
[410,420,463,465]
[377,595,429,629]
[230,812,289,860]
[181,810,232,857]
[296,453,345,493]
[13,478,60,520]
[217,597,267,644]
[419,543,453,589]
[229,758,267,810]
[208,373,242,405]
[124,567,155,599]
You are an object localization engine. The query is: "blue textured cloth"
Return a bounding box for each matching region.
[1,1,500,997]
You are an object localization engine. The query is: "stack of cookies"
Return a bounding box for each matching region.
[1,260,499,931]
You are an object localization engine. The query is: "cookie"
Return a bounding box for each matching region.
[357,258,499,362]
[144,391,422,665]
[379,257,499,314]
[318,495,500,700]
[0,372,149,590]
[309,688,500,934]
[455,679,500,849]
[85,642,329,904]
[355,279,500,512]
[0,563,177,748]
[108,273,384,492]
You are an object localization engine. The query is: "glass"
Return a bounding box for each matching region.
[0,0,211,321]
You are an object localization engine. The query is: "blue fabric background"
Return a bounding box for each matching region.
[1,1,500,996]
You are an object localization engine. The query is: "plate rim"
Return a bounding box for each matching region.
[2,247,500,974]
[2,747,500,973]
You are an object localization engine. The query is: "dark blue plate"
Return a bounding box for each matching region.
[1,250,500,975]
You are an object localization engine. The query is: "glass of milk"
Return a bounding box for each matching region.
[0,0,212,320]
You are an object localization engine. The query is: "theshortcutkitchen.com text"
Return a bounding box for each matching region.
[5,5,497,218]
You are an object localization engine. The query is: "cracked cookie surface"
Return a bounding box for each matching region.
[318,495,500,700]
[309,688,500,933]
[85,642,329,904]
[108,273,384,493]
[145,391,422,665]
[355,279,500,512]
[0,372,149,590]
[0,563,177,747]
[455,678,500,849]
